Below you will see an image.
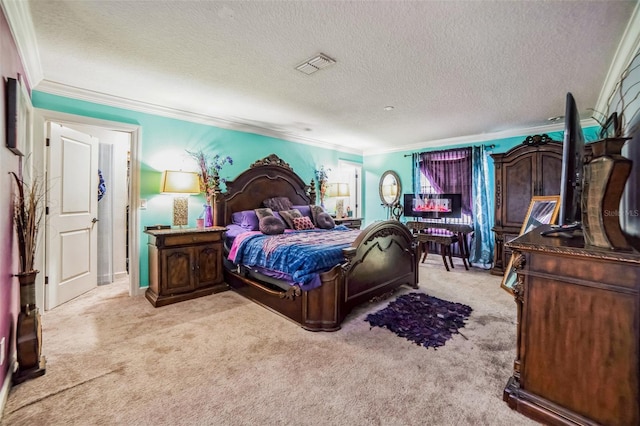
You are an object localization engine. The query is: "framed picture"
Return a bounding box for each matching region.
[501,195,560,294]
[5,75,33,157]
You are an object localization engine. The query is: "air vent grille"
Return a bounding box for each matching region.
[295,53,336,75]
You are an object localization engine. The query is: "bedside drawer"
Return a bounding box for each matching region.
[160,232,222,247]
[145,228,225,248]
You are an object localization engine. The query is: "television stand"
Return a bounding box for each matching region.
[540,221,582,238]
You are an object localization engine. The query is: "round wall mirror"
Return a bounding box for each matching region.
[379,170,401,206]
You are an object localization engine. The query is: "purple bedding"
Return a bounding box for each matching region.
[228,226,358,290]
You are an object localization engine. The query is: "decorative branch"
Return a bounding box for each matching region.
[10,172,45,273]
[592,48,640,137]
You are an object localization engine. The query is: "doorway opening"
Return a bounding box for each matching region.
[35,110,141,309]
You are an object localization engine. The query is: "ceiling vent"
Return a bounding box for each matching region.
[295,53,336,75]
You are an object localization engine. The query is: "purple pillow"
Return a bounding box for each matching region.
[259,216,285,235]
[231,210,259,231]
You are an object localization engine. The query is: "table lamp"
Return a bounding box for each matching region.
[328,182,350,218]
[161,170,201,227]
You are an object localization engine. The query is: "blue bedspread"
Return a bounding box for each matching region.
[228,226,360,291]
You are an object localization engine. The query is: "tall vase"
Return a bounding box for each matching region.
[14,270,47,384]
[16,270,38,313]
[581,137,632,250]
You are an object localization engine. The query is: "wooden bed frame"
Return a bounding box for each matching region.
[213,154,418,331]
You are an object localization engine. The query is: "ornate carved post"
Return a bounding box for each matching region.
[511,250,526,382]
[211,172,224,227]
[309,179,317,205]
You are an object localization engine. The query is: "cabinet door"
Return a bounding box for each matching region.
[161,247,194,294]
[503,153,535,228]
[195,244,222,288]
[537,152,562,196]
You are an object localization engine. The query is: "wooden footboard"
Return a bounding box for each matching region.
[225,220,418,331]
[341,220,419,309]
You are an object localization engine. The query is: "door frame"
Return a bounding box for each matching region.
[33,109,143,306]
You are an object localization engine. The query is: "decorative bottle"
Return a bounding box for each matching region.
[202,204,213,227]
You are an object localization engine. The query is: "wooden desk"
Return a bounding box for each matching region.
[415,231,469,271]
[406,221,473,261]
[503,225,640,425]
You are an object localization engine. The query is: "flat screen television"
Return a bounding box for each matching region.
[559,92,585,227]
[403,193,462,219]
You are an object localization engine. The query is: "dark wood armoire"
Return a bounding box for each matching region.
[490,135,563,275]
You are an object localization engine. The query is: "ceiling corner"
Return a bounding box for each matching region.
[595,1,640,115]
[1,0,44,87]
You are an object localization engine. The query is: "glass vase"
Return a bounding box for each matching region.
[204,204,213,227]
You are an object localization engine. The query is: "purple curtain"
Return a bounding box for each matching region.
[419,147,472,216]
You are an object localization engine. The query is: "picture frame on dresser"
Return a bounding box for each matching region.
[5,75,33,157]
[501,195,560,294]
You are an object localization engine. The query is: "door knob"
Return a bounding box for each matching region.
[91,217,99,224]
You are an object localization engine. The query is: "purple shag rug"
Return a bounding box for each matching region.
[365,292,472,349]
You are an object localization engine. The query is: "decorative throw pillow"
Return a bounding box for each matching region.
[316,212,335,229]
[254,207,275,220]
[262,196,293,212]
[309,204,325,226]
[292,205,312,219]
[293,216,315,231]
[231,210,260,231]
[279,208,303,229]
[259,215,285,235]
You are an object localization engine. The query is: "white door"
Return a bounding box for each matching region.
[46,123,99,310]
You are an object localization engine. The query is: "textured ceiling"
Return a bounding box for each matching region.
[15,0,640,154]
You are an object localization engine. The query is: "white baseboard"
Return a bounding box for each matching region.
[0,359,16,420]
[133,286,148,297]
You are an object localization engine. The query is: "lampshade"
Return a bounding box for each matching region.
[327,182,350,197]
[161,170,200,227]
[160,170,201,194]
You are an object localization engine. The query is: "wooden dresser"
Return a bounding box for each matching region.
[145,227,227,307]
[503,224,640,425]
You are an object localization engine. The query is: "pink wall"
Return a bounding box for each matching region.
[0,7,28,388]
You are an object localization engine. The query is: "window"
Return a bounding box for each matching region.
[415,148,472,223]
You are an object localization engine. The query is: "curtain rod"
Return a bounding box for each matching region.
[403,144,494,157]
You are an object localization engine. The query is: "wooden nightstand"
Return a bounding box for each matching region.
[334,217,362,230]
[145,227,227,307]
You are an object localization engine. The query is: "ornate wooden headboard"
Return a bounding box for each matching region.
[212,154,317,226]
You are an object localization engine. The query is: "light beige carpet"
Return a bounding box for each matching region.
[1,258,538,425]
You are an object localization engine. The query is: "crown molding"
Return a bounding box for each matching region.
[34,80,362,156]
[1,0,43,87]
[595,2,640,116]
[365,118,599,157]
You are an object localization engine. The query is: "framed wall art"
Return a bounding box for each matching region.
[5,75,33,157]
[501,195,560,294]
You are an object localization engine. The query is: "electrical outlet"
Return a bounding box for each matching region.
[0,337,5,366]
[140,198,148,210]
